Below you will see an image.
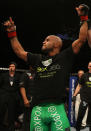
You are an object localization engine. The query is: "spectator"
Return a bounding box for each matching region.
[0,62,21,131]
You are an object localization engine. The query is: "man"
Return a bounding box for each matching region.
[3,5,88,131]
[20,66,35,131]
[73,70,88,129]
[73,70,85,120]
[75,62,91,131]
[0,62,21,131]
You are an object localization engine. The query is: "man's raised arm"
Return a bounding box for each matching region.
[4,17,27,61]
[72,21,88,54]
[72,4,89,54]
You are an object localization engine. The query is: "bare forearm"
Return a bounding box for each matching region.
[20,87,30,107]
[10,37,27,61]
[79,22,88,42]
[20,87,28,101]
[72,22,88,54]
[73,84,81,96]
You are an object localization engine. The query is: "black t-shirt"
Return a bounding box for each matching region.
[19,71,35,100]
[27,46,75,105]
[79,72,91,102]
[0,72,21,97]
[75,78,79,88]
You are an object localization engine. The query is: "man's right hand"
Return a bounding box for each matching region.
[3,17,16,32]
[24,99,30,108]
[3,17,27,61]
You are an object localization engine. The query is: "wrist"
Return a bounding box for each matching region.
[80,15,88,21]
[7,31,17,38]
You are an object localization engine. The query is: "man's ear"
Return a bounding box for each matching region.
[54,42,59,48]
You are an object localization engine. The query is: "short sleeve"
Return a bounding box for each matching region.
[27,52,41,68]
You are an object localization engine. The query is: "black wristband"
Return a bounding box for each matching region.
[72,96,76,102]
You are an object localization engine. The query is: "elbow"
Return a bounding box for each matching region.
[79,38,86,44]
[82,38,86,43]
[15,50,27,62]
[79,33,87,44]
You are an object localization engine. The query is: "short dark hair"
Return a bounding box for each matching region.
[9,62,17,69]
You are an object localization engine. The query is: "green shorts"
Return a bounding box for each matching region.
[30,103,70,131]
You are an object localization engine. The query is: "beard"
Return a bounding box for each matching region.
[41,47,53,54]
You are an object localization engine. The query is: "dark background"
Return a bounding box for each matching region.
[0,0,91,72]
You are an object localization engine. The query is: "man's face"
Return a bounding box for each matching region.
[76,5,84,16]
[9,64,16,72]
[41,36,54,52]
[78,71,84,78]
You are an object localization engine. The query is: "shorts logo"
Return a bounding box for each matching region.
[35,126,43,131]
[34,106,43,131]
[48,106,56,112]
[48,106,63,130]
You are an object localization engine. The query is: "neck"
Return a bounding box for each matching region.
[48,49,60,56]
